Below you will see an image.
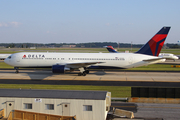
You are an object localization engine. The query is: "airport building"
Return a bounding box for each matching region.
[0,89,111,120]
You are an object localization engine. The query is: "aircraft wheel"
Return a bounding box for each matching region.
[85,70,89,74]
[78,72,87,76]
[82,72,86,76]
[14,67,19,74]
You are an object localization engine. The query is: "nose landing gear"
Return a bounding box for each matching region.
[14,67,19,73]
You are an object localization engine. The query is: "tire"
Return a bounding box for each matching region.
[85,70,89,74]
[83,72,86,76]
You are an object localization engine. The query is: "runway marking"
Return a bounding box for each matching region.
[73,77,76,80]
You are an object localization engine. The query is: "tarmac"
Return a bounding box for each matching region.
[0,69,180,82]
[1,68,180,120]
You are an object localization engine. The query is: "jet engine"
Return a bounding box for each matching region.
[52,65,70,73]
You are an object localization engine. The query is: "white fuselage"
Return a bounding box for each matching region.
[4,52,165,69]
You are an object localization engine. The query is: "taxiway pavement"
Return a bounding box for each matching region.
[0,69,180,82]
[0,69,180,87]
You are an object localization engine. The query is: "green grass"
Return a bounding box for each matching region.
[0,48,109,54]
[161,49,180,54]
[0,62,14,68]
[0,84,131,98]
[128,64,180,71]
[1,48,180,54]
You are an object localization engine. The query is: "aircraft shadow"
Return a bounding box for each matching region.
[0,69,54,80]
[92,71,107,76]
[0,69,116,81]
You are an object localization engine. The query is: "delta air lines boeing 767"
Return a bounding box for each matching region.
[5,27,170,76]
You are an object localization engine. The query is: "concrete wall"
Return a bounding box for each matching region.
[131,87,180,98]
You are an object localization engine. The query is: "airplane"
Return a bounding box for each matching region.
[0,54,11,60]
[159,53,179,61]
[4,27,170,76]
[104,46,179,60]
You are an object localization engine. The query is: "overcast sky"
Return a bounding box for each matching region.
[0,0,179,44]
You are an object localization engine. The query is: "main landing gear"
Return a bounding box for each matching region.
[14,67,19,73]
[78,67,89,76]
[78,70,89,76]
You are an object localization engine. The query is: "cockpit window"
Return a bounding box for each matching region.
[8,56,11,59]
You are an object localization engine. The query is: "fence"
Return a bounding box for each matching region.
[6,110,76,120]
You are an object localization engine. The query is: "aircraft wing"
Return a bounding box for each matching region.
[64,61,104,68]
[143,58,166,62]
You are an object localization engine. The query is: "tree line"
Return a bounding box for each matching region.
[0,42,179,48]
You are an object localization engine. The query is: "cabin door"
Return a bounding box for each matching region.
[62,103,70,116]
[6,101,14,117]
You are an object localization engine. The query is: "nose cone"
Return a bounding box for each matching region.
[4,58,9,64]
[4,55,13,66]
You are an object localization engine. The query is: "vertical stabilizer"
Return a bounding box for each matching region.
[136,27,171,56]
[104,46,118,53]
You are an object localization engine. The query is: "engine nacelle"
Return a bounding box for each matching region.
[52,65,70,73]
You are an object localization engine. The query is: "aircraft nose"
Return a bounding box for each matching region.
[4,58,9,64]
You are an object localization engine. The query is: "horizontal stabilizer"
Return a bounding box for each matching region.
[143,58,166,62]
